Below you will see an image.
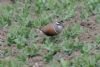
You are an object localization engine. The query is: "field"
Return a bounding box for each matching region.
[0,0,100,67]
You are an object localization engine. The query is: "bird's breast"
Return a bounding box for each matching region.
[41,24,57,36]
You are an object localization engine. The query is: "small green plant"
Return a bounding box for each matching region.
[71,55,97,67]
[0,5,13,27]
[23,44,40,57]
[63,23,84,39]
[60,58,70,67]
[43,43,61,62]
[96,35,100,44]
[7,26,30,48]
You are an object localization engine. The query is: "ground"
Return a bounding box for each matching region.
[0,0,100,67]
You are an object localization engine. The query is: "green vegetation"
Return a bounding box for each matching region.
[0,0,100,67]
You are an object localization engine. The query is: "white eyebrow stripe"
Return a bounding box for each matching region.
[56,22,60,24]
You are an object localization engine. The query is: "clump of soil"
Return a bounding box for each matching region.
[79,15,100,43]
[0,28,8,48]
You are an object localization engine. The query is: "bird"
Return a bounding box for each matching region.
[40,21,64,36]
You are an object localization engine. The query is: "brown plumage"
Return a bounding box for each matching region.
[40,21,64,36]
